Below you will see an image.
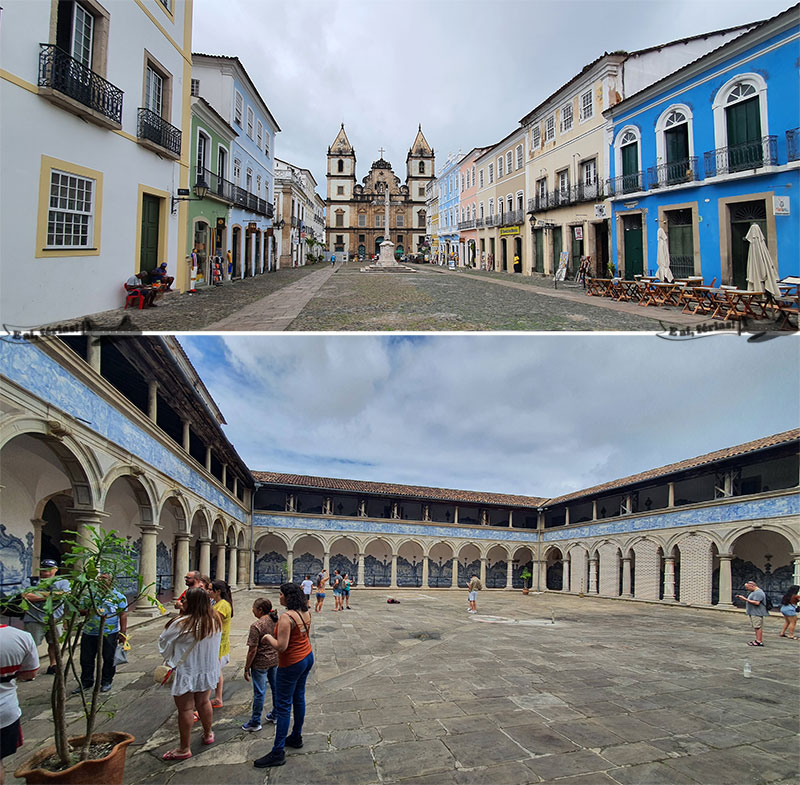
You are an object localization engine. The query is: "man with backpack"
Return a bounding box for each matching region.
[467,575,482,614]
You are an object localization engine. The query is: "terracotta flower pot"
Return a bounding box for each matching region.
[522,588,530,595]
[14,732,134,785]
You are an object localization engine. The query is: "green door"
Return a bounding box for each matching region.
[571,230,584,276]
[140,194,160,272]
[552,227,562,274]
[621,142,639,192]
[730,200,767,289]
[622,214,643,279]
[726,97,762,170]
[534,228,544,273]
[666,209,694,279]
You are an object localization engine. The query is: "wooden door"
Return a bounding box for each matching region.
[622,214,643,279]
[140,194,160,273]
[730,200,767,288]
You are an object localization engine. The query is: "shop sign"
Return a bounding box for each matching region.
[594,204,608,219]
[773,195,790,215]
[499,226,520,237]
[574,226,583,241]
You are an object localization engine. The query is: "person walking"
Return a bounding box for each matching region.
[242,598,279,732]
[343,573,352,609]
[73,574,128,694]
[736,580,769,646]
[467,574,482,614]
[158,587,221,760]
[331,569,343,611]
[21,559,69,675]
[0,625,39,785]
[253,583,314,769]
[778,584,799,639]
[300,575,313,603]
[207,580,233,708]
[314,569,328,613]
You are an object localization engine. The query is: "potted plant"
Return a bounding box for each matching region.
[520,567,532,595]
[11,527,162,784]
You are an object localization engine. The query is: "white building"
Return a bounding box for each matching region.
[274,159,320,268]
[0,0,193,326]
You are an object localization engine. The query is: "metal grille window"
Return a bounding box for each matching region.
[145,66,163,115]
[190,78,199,97]
[488,198,494,216]
[234,91,243,126]
[560,102,573,133]
[47,170,94,248]
[506,151,513,173]
[580,89,593,121]
[532,125,541,150]
[72,2,94,68]
[516,144,523,169]
[545,116,555,142]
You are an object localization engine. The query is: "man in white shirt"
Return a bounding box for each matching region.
[0,625,39,784]
[300,576,313,601]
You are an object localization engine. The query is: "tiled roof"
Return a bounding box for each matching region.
[545,429,799,506]
[252,472,545,508]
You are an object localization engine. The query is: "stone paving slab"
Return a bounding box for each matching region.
[5,590,799,785]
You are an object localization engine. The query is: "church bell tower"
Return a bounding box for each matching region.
[327,124,356,203]
[406,125,435,205]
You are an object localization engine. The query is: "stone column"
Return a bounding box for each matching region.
[537,558,547,592]
[233,477,238,498]
[286,549,294,583]
[238,548,249,586]
[228,546,238,589]
[198,538,212,577]
[215,542,226,582]
[87,337,101,373]
[221,464,227,488]
[508,510,513,528]
[588,557,598,594]
[249,548,256,589]
[139,525,159,601]
[506,559,514,589]
[30,519,46,573]
[663,558,676,602]
[565,507,570,526]
[621,556,632,598]
[390,554,398,588]
[174,533,190,591]
[68,509,110,553]
[717,554,733,608]
[205,447,212,473]
[592,501,597,521]
[182,421,190,452]
[563,556,570,592]
[323,551,330,574]
[479,556,487,586]
[668,482,675,507]
[453,507,459,524]
[421,556,429,588]
[357,553,365,587]
[147,381,158,423]
[451,556,458,588]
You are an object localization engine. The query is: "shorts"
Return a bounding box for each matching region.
[343,590,350,598]
[219,654,230,668]
[23,621,61,646]
[0,718,22,759]
[316,592,325,599]
[468,591,477,602]
[779,605,798,617]
[749,615,764,630]
[333,589,342,596]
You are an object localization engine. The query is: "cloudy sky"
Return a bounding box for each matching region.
[193,0,793,195]
[179,334,799,499]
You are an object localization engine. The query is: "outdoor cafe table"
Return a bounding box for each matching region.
[637,280,661,307]
[586,278,615,297]
[711,289,770,321]
[651,281,684,307]
[615,279,642,302]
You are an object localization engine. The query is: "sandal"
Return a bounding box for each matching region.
[163,749,192,761]
[210,699,223,709]
[747,640,764,646]
[202,733,215,745]
[192,711,200,723]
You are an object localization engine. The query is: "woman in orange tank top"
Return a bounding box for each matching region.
[253,582,314,769]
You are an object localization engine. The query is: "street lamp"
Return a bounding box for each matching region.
[171,177,209,214]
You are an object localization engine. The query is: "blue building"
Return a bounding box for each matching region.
[605,6,799,286]
[437,152,462,264]
[192,54,279,278]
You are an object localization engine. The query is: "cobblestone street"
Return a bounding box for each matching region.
[8,591,799,785]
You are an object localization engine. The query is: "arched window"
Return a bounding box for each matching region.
[655,105,695,185]
[614,126,642,194]
[337,159,344,172]
[711,74,770,174]
[418,161,425,174]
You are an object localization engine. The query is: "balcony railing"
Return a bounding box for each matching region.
[787,128,800,163]
[647,157,699,189]
[704,136,777,177]
[476,218,485,228]
[606,172,646,196]
[38,43,123,125]
[194,168,271,216]
[137,108,181,157]
[528,182,604,211]
[501,209,525,226]
[458,219,476,230]
[196,166,233,202]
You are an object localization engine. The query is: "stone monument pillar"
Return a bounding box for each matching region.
[376,184,397,266]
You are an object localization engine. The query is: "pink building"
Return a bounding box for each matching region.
[457,147,487,267]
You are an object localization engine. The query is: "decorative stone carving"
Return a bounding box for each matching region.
[47,420,72,439]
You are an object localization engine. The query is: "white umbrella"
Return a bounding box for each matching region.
[745,224,780,298]
[655,227,674,282]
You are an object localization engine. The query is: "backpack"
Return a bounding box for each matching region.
[763,594,773,611]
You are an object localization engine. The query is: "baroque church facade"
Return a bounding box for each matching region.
[326,125,435,259]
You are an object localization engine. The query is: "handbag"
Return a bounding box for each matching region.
[154,633,200,687]
[113,644,128,667]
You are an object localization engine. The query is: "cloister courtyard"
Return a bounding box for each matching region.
[6,590,799,785]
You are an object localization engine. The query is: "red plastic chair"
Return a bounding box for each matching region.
[124,287,145,310]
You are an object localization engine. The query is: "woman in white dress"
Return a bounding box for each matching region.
[158,587,222,760]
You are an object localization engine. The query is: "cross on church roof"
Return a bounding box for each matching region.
[378,147,385,159]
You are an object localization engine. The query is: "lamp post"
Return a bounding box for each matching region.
[171,177,209,214]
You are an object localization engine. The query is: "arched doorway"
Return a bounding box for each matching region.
[292,535,324,580]
[189,509,210,573]
[486,545,508,587]
[364,538,392,586]
[457,543,480,588]
[428,542,453,587]
[512,547,534,589]
[254,533,288,585]
[158,496,187,601]
[357,244,366,258]
[374,236,384,256]
[730,529,794,607]
[546,548,564,590]
[329,537,358,583]
[397,541,423,587]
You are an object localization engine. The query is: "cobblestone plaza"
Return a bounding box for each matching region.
[6,590,800,785]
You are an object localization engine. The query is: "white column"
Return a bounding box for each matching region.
[205,447,212,473]
[139,525,159,602]
[286,549,294,583]
[792,554,800,586]
[588,557,598,594]
[506,559,514,589]
[228,546,238,589]
[182,420,190,452]
[174,533,190,592]
[87,338,101,373]
[621,556,632,598]
[668,482,675,507]
[238,548,249,586]
[198,538,211,577]
[357,553,365,587]
[215,543,226,582]
[663,557,676,602]
[323,551,330,574]
[390,554,398,588]
[592,501,597,520]
[451,556,459,588]
[717,554,733,608]
[421,556,429,588]
[565,507,570,526]
[147,381,158,423]
[479,556,487,586]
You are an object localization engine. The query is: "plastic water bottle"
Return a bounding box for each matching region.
[743,661,752,678]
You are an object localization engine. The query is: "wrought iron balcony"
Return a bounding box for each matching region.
[787,128,800,162]
[195,166,233,202]
[38,43,123,126]
[704,136,777,177]
[476,218,485,228]
[137,108,181,157]
[647,157,699,189]
[501,209,525,226]
[458,219,476,230]
[606,172,647,197]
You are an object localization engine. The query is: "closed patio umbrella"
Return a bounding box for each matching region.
[745,224,780,299]
[655,227,674,282]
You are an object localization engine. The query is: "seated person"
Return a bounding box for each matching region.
[124,272,158,307]
[150,262,174,290]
